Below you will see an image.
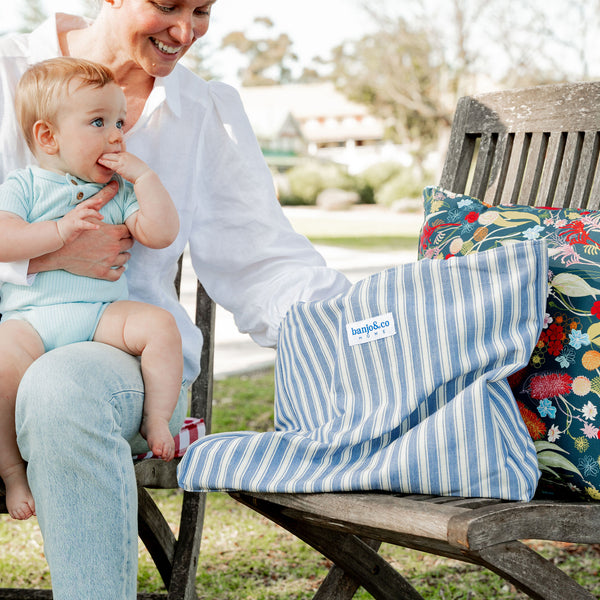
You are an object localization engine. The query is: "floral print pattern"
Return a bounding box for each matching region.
[419,186,600,501]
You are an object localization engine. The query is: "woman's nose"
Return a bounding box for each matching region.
[170,16,196,45]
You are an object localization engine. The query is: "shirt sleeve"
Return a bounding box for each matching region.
[0,47,38,287]
[187,82,351,348]
[0,173,34,286]
[115,176,140,222]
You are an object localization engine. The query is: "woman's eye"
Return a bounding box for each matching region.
[153,3,174,12]
[91,118,104,127]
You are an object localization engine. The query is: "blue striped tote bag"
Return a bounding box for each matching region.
[178,240,548,501]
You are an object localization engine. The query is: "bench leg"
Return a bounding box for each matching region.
[232,493,424,600]
[474,541,596,600]
[165,491,205,600]
[138,488,204,600]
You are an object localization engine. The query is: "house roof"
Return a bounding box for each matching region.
[238,82,385,144]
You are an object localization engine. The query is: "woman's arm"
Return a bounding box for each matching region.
[99,152,179,249]
[29,221,133,280]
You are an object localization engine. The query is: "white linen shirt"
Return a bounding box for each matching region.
[0,14,351,383]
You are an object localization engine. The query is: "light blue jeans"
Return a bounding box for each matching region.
[14,342,188,599]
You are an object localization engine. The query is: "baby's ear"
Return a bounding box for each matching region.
[32,120,59,155]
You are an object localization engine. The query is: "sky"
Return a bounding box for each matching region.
[6,0,599,85]
[7,0,375,84]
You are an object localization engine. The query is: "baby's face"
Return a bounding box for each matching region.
[50,80,127,183]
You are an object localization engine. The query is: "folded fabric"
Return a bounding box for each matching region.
[178,241,548,500]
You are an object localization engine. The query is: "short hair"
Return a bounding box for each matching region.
[15,57,116,153]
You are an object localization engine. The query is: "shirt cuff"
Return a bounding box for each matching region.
[0,260,34,286]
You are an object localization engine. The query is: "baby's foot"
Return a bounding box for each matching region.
[140,415,175,462]
[3,464,36,520]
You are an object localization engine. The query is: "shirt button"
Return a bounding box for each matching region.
[71,179,77,185]
[77,192,84,200]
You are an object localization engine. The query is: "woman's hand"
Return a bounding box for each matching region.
[29,182,134,281]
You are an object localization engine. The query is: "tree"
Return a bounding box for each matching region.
[326,0,600,170]
[19,0,47,31]
[328,14,451,170]
[221,17,299,86]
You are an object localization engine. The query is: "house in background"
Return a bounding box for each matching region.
[238,82,412,174]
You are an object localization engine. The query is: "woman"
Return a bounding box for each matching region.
[0,2,350,597]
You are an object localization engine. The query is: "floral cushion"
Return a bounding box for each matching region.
[419,185,600,501]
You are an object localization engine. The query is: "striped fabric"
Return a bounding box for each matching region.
[178,241,548,501]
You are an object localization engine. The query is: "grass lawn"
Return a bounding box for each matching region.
[308,235,418,253]
[1,369,600,598]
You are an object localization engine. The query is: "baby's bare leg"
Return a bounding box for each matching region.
[94,301,183,461]
[0,321,45,519]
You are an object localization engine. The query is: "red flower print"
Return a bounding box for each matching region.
[559,220,600,248]
[539,323,566,356]
[420,222,460,252]
[592,301,600,320]
[529,372,573,400]
[517,402,547,441]
[465,211,479,223]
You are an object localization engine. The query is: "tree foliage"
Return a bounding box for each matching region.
[328,17,448,157]
[221,17,299,86]
[18,0,46,31]
[324,0,600,166]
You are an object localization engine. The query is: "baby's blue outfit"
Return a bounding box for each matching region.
[0,166,139,351]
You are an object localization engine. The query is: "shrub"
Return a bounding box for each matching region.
[279,162,354,206]
[359,161,405,190]
[376,169,431,206]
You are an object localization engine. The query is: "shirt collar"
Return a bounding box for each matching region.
[27,13,182,119]
[144,68,182,121]
[28,13,91,65]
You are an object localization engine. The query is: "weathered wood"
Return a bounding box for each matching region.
[135,458,179,489]
[439,96,476,193]
[499,131,529,205]
[165,491,206,600]
[461,81,600,134]
[475,542,597,600]
[246,492,468,542]
[137,486,177,589]
[233,493,424,600]
[468,132,495,200]
[484,131,511,205]
[447,500,600,550]
[520,132,547,206]
[571,131,600,209]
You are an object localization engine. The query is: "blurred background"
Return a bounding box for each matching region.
[6,0,600,210]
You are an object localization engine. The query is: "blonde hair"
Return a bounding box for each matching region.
[15,57,116,153]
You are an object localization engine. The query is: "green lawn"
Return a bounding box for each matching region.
[308,235,418,252]
[2,369,599,598]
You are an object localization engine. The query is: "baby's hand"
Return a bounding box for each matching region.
[56,198,103,245]
[98,152,153,184]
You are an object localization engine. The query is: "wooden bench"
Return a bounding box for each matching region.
[0,264,214,600]
[228,81,600,600]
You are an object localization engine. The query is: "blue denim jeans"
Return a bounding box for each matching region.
[15,342,187,599]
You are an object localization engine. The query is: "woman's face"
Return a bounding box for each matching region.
[106,0,216,77]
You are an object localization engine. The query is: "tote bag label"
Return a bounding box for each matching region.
[346,312,396,346]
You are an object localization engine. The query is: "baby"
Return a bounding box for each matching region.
[0,58,183,519]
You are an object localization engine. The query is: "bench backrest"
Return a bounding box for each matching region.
[439,81,600,210]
